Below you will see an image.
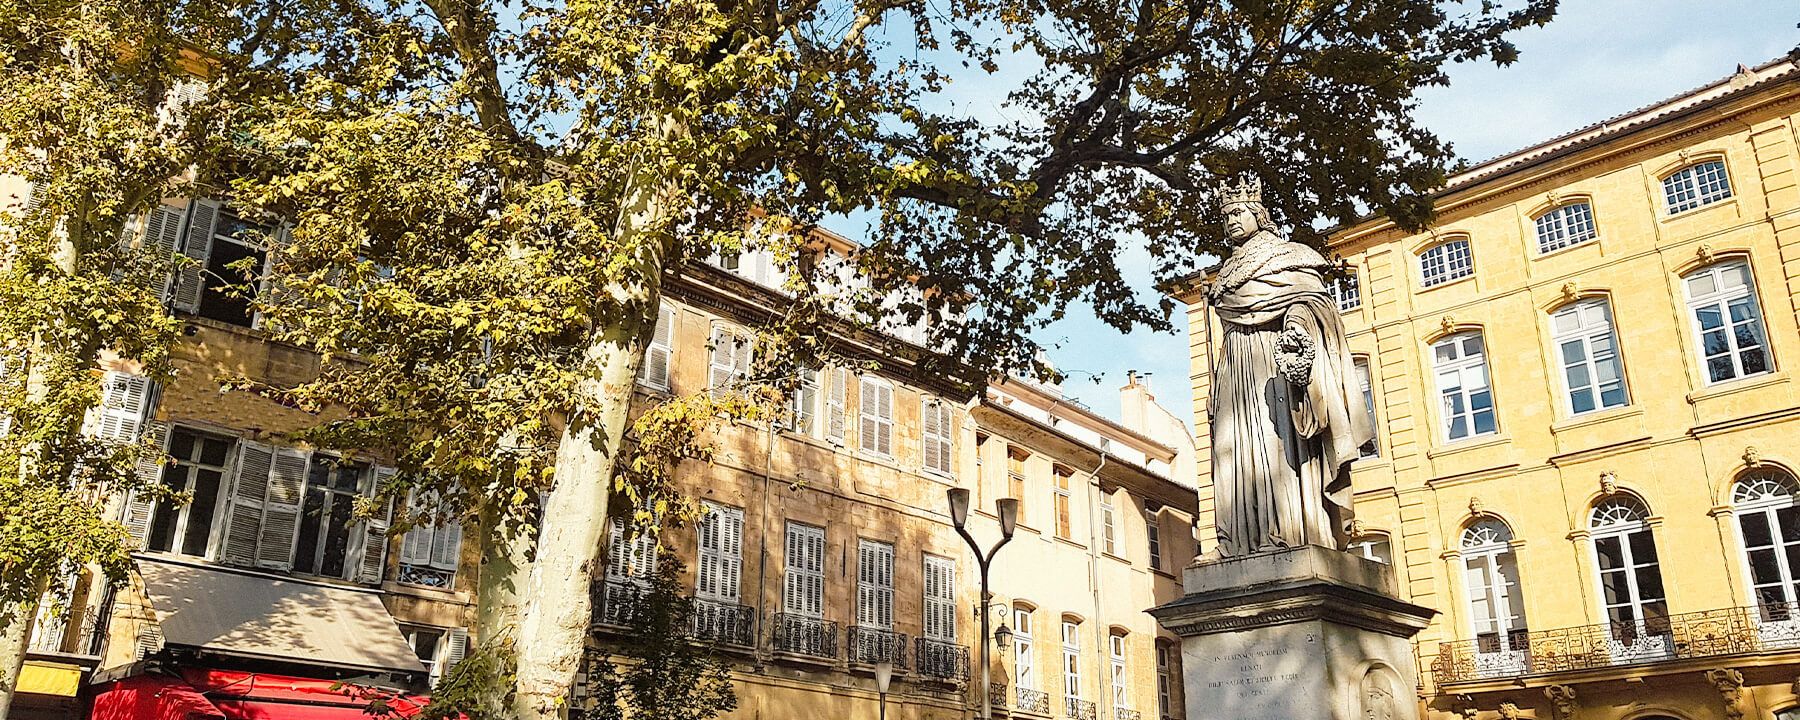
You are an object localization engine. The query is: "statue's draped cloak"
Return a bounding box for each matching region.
[1207,231,1373,556]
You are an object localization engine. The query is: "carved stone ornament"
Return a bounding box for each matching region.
[1469,496,1486,516]
[1441,315,1457,335]
[1349,518,1368,538]
[1452,694,1478,720]
[1599,471,1618,496]
[1543,685,1578,720]
[1698,242,1717,264]
[1706,668,1745,720]
[1560,281,1579,301]
[1745,446,1763,468]
[1498,702,1521,720]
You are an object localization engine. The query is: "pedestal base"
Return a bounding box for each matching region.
[1148,545,1435,720]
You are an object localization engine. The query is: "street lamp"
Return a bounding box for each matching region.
[948,488,1018,720]
[874,661,894,720]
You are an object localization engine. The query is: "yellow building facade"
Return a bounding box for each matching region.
[1175,59,1800,720]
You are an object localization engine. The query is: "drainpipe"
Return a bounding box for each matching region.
[754,417,776,662]
[1085,452,1110,713]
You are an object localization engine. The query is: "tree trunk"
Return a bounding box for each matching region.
[502,127,684,720]
[0,550,51,720]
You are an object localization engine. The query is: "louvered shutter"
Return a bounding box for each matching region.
[606,518,628,580]
[121,422,170,544]
[437,628,469,684]
[221,441,273,566]
[857,540,894,629]
[430,516,462,572]
[708,328,736,397]
[171,199,218,312]
[638,304,675,389]
[697,509,719,598]
[826,369,849,442]
[784,524,825,617]
[357,466,396,583]
[22,183,43,212]
[922,400,941,471]
[252,224,291,331]
[923,555,956,641]
[859,378,877,453]
[256,447,308,569]
[401,490,434,566]
[139,204,185,300]
[703,506,742,603]
[95,372,154,442]
[166,79,208,127]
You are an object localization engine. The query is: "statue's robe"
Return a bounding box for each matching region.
[1207,229,1373,556]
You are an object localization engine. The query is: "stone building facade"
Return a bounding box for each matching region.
[1172,58,1800,720]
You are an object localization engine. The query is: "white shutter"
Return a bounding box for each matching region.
[256,447,308,570]
[638,304,675,390]
[251,223,290,331]
[430,517,463,572]
[923,554,956,641]
[166,79,208,127]
[708,328,737,397]
[171,199,219,312]
[121,422,170,544]
[221,440,273,566]
[922,399,941,472]
[696,504,743,601]
[437,628,469,684]
[22,183,43,212]
[857,540,894,629]
[826,368,849,442]
[401,490,434,566]
[140,204,185,300]
[784,523,825,617]
[358,465,396,584]
[859,381,893,457]
[95,372,154,443]
[606,517,657,582]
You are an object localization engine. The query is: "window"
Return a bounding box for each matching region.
[1061,620,1082,702]
[1146,512,1163,571]
[1100,497,1117,556]
[1355,358,1378,458]
[637,304,676,390]
[1008,448,1029,520]
[1734,472,1800,620]
[1013,607,1035,691]
[1053,467,1073,538]
[857,539,895,629]
[1460,521,1527,670]
[1552,299,1629,415]
[707,327,753,398]
[1109,633,1128,713]
[176,201,275,327]
[697,503,744,602]
[143,429,231,558]
[1419,238,1474,288]
[294,456,377,580]
[825,368,850,442]
[1684,261,1770,384]
[399,492,463,589]
[93,371,154,443]
[1589,497,1668,642]
[606,517,658,584]
[922,554,957,641]
[787,367,821,436]
[1328,272,1361,312]
[404,626,468,685]
[1662,160,1733,214]
[922,398,954,475]
[1346,534,1392,565]
[783,523,826,617]
[858,377,894,456]
[1155,642,1174,718]
[1432,332,1497,441]
[1534,202,1598,253]
[975,434,989,499]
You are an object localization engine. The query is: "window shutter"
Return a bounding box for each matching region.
[251,224,290,331]
[166,79,208,127]
[439,628,469,684]
[606,518,629,580]
[876,385,893,456]
[139,205,185,300]
[22,183,43,213]
[826,369,849,442]
[784,524,825,617]
[357,466,396,584]
[698,509,719,598]
[857,540,894,628]
[638,304,675,389]
[121,422,170,544]
[430,518,462,572]
[95,372,154,443]
[923,555,956,641]
[721,508,743,602]
[171,199,218,312]
[708,328,736,397]
[922,400,941,471]
[256,447,308,570]
[221,441,274,566]
[401,490,433,566]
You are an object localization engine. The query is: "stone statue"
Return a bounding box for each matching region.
[1205,174,1373,556]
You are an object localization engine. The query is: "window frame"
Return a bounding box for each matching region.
[1588,497,1668,642]
[1683,260,1772,386]
[1460,521,1528,660]
[1053,466,1073,539]
[1661,159,1734,215]
[1099,496,1117,556]
[1432,332,1499,442]
[143,427,236,559]
[1551,298,1630,416]
[1146,512,1163,571]
[783,522,827,618]
[1328,271,1361,312]
[1013,607,1035,691]
[1354,357,1379,459]
[1419,237,1475,288]
[1533,201,1599,254]
[1109,632,1128,713]
[291,455,377,581]
[1061,620,1082,702]
[1731,472,1800,615]
[857,376,895,458]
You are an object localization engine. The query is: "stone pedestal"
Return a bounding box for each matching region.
[1149,544,1435,720]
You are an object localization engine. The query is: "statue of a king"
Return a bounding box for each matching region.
[1205,174,1373,557]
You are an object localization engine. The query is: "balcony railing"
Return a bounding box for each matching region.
[1016,687,1051,714]
[594,579,644,627]
[1114,708,1141,720]
[690,598,757,647]
[988,683,1008,709]
[1065,697,1098,720]
[773,613,839,659]
[915,638,969,682]
[848,626,910,668]
[1433,603,1800,684]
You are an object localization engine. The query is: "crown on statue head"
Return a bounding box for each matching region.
[1220,173,1263,206]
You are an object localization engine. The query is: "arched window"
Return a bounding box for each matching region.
[1535,201,1598,253]
[1732,471,1800,619]
[1459,520,1528,672]
[1684,261,1770,384]
[1108,631,1129,715]
[1662,160,1733,214]
[1589,496,1669,643]
[1420,238,1475,288]
[1551,299,1629,415]
[1432,332,1497,441]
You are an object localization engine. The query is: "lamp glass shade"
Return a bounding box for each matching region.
[994,623,1014,651]
[996,497,1019,537]
[947,487,971,528]
[874,661,894,692]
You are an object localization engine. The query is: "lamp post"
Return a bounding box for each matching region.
[874,660,893,720]
[948,488,1018,720]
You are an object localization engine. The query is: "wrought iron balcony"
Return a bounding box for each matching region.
[593,578,644,627]
[1113,708,1141,720]
[689,598,757,647]
[848,626,910,668]
[914,638,969,682]
[1432,602,1800,684]
[1016,687,1051,714]
[772,613,839,659]
[1065,697,1098,720]
[988,682,1009,709]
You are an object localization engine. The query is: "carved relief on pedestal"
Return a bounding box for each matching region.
[1706,668,1745,720]
[1361,669,1400,720]
[1543,685,1578,720]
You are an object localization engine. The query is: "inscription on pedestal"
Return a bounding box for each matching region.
[1187,626,1322,720]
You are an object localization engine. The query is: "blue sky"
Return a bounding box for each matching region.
[1038,0,1799,429]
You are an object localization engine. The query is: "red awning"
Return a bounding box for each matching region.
[179,669,434,720]
[90,675,226,720]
